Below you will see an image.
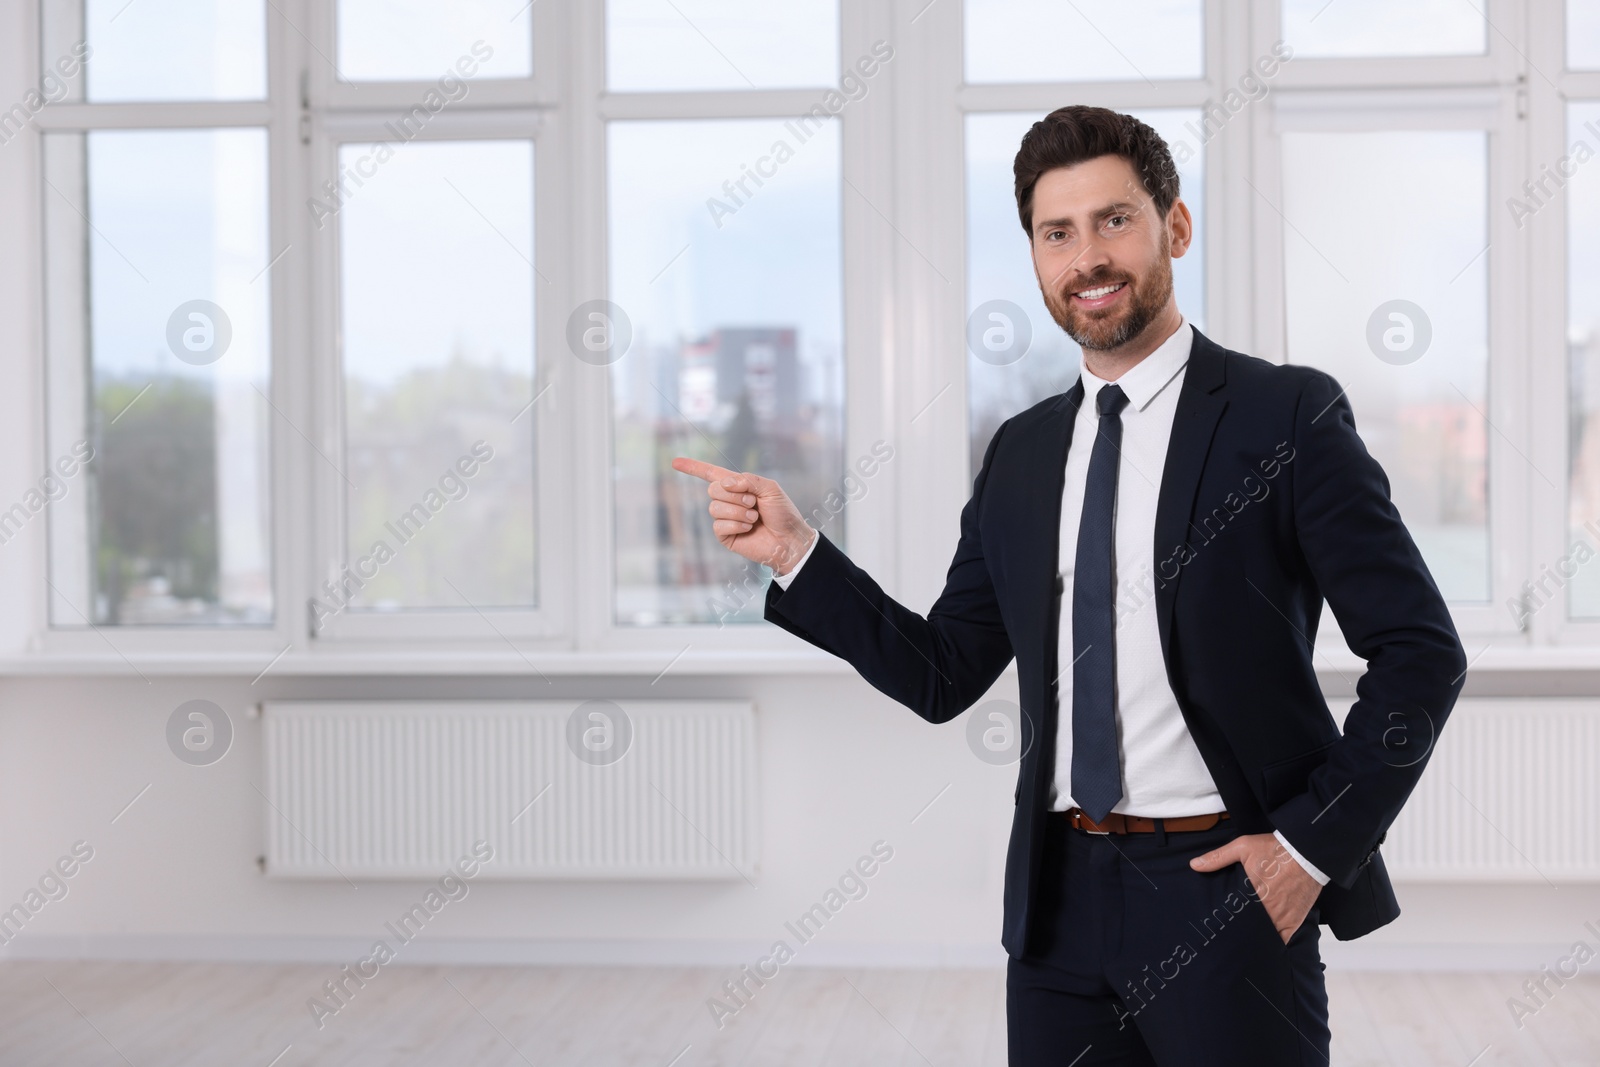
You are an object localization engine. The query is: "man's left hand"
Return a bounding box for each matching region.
[1189,833,1321,944]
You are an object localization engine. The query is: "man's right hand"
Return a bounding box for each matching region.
[670,458,817,576]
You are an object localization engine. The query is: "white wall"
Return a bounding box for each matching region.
[0,672,1016,965]
[1,672,1596,971]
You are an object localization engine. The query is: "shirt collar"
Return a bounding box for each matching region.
[1079,320,1192,414]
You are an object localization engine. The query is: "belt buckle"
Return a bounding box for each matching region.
[1073,810,1112,835]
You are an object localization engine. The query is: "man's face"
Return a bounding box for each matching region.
[1028,154,1187,351]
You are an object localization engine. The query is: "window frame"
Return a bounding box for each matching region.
[1530,0,1600,647]
[573,0,896,657]
[1250,0,1545,656]
[25,1,293,661]
[1258,89,1527,647]
[7,0,1596,673]
[303,0,567,642]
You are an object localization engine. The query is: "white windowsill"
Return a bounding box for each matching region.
[0,645,859,677]
[3,641,1600,679]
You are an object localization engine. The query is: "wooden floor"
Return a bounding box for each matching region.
[0,962,1595,1065]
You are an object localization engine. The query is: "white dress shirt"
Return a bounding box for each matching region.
[772,318,1327,884]
[1053,322,1216,817]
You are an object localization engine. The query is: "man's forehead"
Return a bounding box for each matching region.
[1033,157,1152,212]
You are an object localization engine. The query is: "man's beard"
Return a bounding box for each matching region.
[1041,238,1174,352]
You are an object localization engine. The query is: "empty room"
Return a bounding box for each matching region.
[1,1,1599,1064]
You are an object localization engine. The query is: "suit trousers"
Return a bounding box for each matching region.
[1007,814,1330,1066]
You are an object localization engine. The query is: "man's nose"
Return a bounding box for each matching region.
[1054,241,1113,292]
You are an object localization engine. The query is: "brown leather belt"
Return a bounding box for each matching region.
[1062,807,1229,834]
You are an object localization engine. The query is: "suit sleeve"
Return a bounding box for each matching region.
[763,424,1017,725]
[1269,370,1469,888]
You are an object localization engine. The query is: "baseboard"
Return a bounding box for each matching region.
[0,934,1570,972]
[0,935,1011,968]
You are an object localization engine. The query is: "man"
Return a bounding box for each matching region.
[673,106,1466,1064]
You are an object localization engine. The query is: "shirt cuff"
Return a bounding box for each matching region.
[771,529,819,590]
[1273,829,1331,886]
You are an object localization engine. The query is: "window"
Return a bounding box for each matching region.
[608,119,844,625]
[302,8,554,643]
[13,0,1597,665]
[599,4,855,629]
[964,0,1203,83]
[1252,0,1539,646]
[1279,130,1490,603]
[1573,1,1600,70]
[1279,0,1485,58]
[1566,101,1600,616]
[39,7,273,629]
[42,0,267,102]
[337,0,533,82]
[606,0,839,91]
[336,140,537,614]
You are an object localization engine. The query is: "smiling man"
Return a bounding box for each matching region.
[673,105,1466,1065]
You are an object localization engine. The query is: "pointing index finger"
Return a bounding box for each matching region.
[671,457,735,484]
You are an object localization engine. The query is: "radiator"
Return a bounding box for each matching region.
[260,701,758,880]
[1348,698,1600,881]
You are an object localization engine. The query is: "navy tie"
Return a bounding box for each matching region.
[1070,383,1129,822]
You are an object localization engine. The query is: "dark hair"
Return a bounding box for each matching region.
[1013,106,1180,237]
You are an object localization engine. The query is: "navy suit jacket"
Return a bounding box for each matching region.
[764,326,1468,956]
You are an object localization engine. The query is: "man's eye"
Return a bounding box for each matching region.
[1106,215,1128,229]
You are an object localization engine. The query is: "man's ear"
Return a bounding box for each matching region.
[1166,198,1195,259]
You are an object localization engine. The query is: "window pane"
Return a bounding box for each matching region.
[42,129,272,626]
[42,0,266,102]
[966,110,1205,478]
[337,0,532,81]
[609,119,844,625]
[1280,130,1489,602]
[1566,103,1600,616]
[337,141,537,613]
[1572,1,1600,69]
[1280,0,1485,58]
[607,0,838,91]
[965,0,1202,83]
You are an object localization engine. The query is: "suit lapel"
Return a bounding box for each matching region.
[1024,379,1083,807]
[1153,329,1229,666]
[1037,379,1085,660]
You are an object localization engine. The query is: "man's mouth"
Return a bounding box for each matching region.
[1070,280,1127,310]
